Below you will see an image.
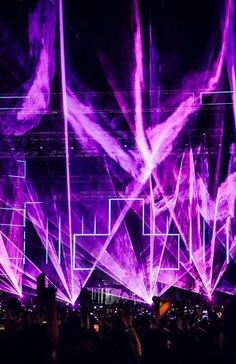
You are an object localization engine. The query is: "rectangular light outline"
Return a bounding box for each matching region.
[0,95,30,110]
[7,160,26,179]
[0,207,25,227]
[200,90,236,105]
[73,197,180,271]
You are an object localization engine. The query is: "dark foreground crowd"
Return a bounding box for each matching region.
[0,275,236,364]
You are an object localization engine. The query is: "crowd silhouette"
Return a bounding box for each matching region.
[0,273,235,364]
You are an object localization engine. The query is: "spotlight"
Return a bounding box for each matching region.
[208,293,212,301]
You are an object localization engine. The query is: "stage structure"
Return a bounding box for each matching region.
[0,0,235,304]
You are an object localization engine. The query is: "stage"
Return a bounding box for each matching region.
[0,0,235,305]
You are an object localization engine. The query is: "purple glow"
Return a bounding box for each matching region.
[0,0,235,304]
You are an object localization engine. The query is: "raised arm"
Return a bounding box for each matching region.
[120,308,142,358]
